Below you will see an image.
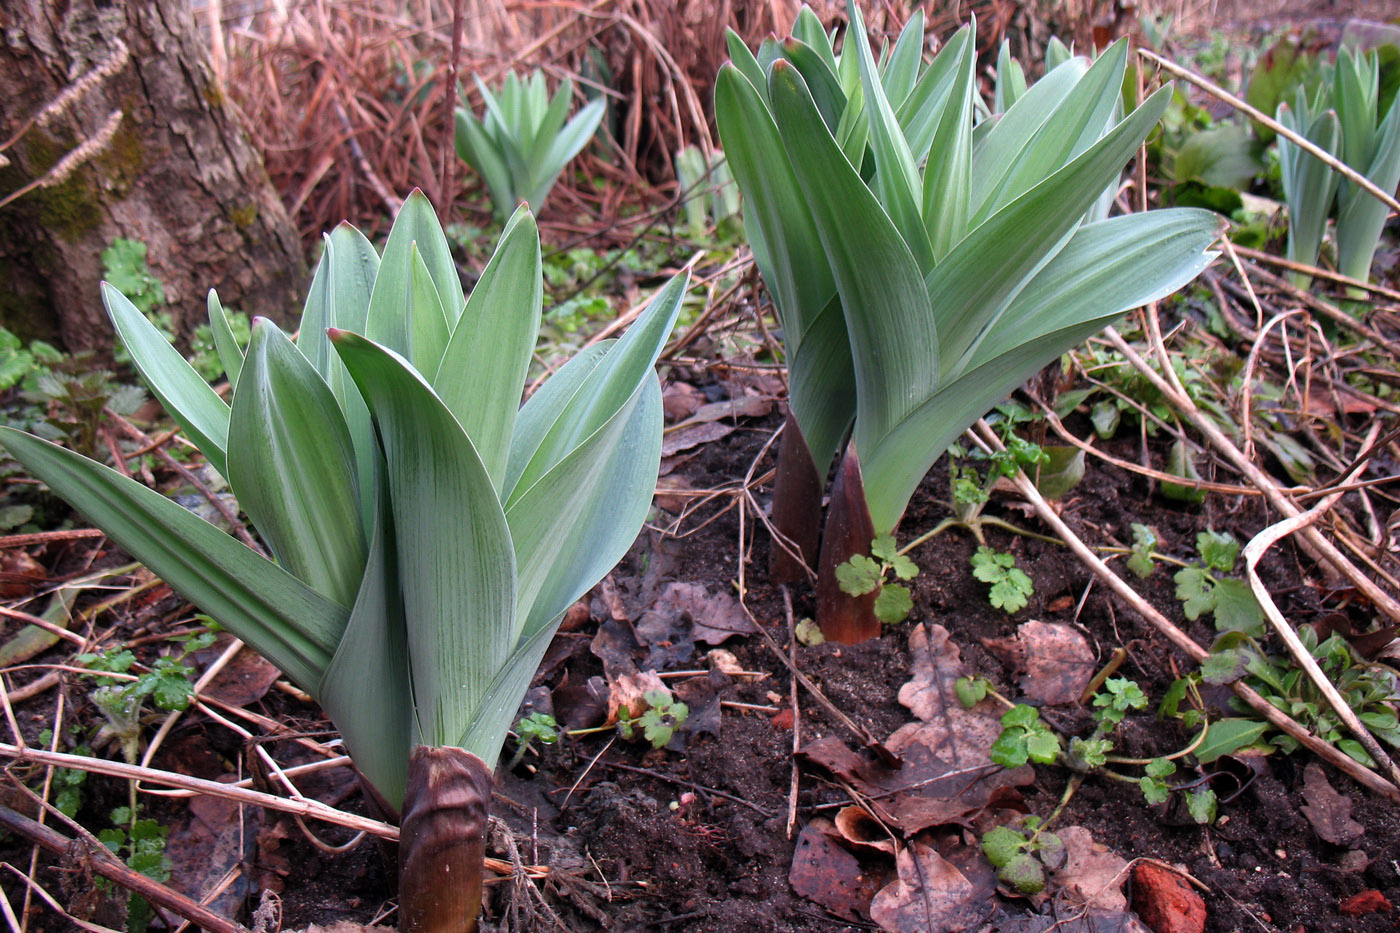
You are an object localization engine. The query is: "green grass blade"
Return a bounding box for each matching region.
[206,290,244,389]
[0,428,343,691]
[103,283,229,477]
[897,24,973,162]
[228,320,366,608]
[330,332,516,750]
[434,207,542,492]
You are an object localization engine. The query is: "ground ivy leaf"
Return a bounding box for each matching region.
[1211,578,1265,636]
[989,576,1030,612]
[1187,787,1218,824]
[1140,775,1171,805]
[1026,729,1061,764]
[870,533,900,563]
[981,825,1026,868]
[835,554,882,596]
[1174,566,1216,620]
[955,676,987,708]
[874,583,914,623]
[889,552,919,580]
[990,730,1030,768]
[1201,647,1250,685]
[999,852,1047,894]
[1145,757,1176,779]
[1197,530,1239,572]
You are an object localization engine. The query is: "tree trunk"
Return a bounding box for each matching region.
[0,0,304,352]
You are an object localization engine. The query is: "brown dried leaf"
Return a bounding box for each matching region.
[635,582,756,648]
[869,841,996,932]
[834,806,897,855]
[201,643,282,708]
[984,620,1095,706]
[605,670,669,725]
[1050,826,1129,911]
[1300,762,1364,846]
[661,420,734,456]
[789,818,889,921]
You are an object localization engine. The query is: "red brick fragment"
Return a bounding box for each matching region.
[1340,890,1392,916]
[1131,862,1206,933]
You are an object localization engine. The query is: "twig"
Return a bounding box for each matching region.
[601,761,774,817]
[969,421,1400,803]
[0,803,249,933]
[0,742,399,839]
[1138,48,1400,216]
[1103,327,1400,627]
[1230,244,1400,304]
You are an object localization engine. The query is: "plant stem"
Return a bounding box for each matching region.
[398,745,494,933]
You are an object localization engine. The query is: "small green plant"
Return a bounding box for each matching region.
[834,533,918,624]
[454,71,606,221]
[79,632,216,764]
[619,689,690,748]
[101,238,165,318]
[98,804,171,932]
[0,192,686,932]
[979,677,1218,821]
[1204,625,1400,766]
[1172,530,1265,636]
[674,146,742,238]
[971,546,1034,613]
[990,704,1061,767]
[0,327,61,393]
[981,816,1065,895]
[507,711,559,769]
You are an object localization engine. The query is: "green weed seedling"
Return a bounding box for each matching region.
[619,689,690,749]
[975,675,1218,823]
[1173,530,1265,636]
[971,546,1034,614]
[981,816,1065,895]
[507,711,559,769]
[1203,624,1400,766]
[835,533,919,625]
[99,804,172,932]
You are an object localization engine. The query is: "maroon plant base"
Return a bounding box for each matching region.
[398,746,495,932]
[815,446,880,644]
[768,408,823,585]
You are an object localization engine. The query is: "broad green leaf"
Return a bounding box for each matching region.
[505,272,686,505]
[456,622,557,764]
[318,489,411,808]
[1194,718,1271,763]
[932,84,1175,375]
[407,244,451,377]
[456,110,515,219]
[508,378,661,638]
[971,56,1088,216]
[331,332,516,750]
[994,41,1027,113]
[299,224,379,384]
[0,428,343,692]
[103,283,229,477]
[434,206,542,492]
[366,190,462,358]
[920,28,976,259]
[792,5,837,74]
[714,65,838,350]
[973,41,1130,225]
[1337,87,1400,284]
[1278,98,1340,285]
[724,29,768,101]
[898,24,973,161]
[965,210,1221,371]
[881,9,924,108]
[847,0,930,267]
[227,320,366,608]
[778,39,852,139]
[786,293,858,477]
[505,343,610,499]
[206,290,244,388]
[769,60,939,455]
[536,97,606,208]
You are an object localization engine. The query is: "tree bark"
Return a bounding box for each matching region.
[0,0,304,352]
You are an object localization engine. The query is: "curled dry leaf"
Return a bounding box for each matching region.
[789,817,891,921]
[869,841,997,933]
[982,620,1096,706]
[1049,826,1129,911]
[1300,762,1365,846]
[834,806,898,856]
[605,670,670,724]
